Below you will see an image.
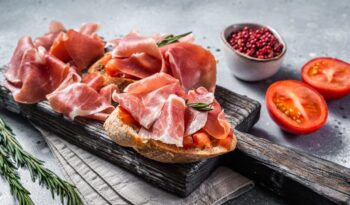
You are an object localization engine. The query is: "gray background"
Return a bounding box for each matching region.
[0,0,349,204]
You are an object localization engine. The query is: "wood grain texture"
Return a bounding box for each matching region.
[224,131,350,205]
[1,66,350,204]
[0,66,260,197]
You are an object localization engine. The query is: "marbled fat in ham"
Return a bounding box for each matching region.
[82,72,105,91]
[139,94,186,147]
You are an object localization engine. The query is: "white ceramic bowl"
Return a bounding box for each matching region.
[221,23,287,81]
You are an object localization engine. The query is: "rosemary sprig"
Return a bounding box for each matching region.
[0,118,82,205]
[157,31,192,47]
[0,148,34,205]
[187,102,214,111]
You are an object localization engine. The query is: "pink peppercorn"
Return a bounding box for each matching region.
[228,27,284,60]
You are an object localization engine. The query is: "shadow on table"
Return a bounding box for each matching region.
[232,66,301,98]
[249,122,345,159]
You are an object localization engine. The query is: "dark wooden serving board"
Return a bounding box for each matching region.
[1,67,350,204]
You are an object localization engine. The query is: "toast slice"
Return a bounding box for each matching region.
[88,53,135,92]
[104,107,237,163]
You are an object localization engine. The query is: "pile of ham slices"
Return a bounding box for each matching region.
[114,73,233,148]
[5,21,234,149]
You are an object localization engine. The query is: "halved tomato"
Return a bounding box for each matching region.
[301,57,350,100]
[266,80,328,134]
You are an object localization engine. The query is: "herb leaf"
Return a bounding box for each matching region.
[0,118,83,205]
[187,102,214,112]
[157,32,192,47]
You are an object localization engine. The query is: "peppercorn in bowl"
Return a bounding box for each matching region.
[221,23,287,81]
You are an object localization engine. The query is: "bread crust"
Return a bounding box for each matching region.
[104,107,237,163]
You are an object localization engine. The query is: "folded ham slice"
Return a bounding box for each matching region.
[124,71,180,94]
[161,42,217,92]
[185,87,214,136]
[82,72,105,91]
[49,23,105,72]
[64,29,105,71]
[5,37,69,103]
[203,100,231,139]
[106,32,165,79]
[34,21,66,50]
[112,73,185,128]
[47,71,115,121]
[139,94,186,147]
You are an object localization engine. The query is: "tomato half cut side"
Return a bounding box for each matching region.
[301,57,350,100]
[266,80,328,134]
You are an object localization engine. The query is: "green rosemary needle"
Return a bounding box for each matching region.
[187,102,214,111]
[157,31,192,47]
[0,148,34,205]
[0,118,82,205]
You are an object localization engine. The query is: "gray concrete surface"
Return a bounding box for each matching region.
[0,0,349,204]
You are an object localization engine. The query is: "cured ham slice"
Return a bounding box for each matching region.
[49,23,104,72]
[5,37,69,103]
[203,100,231,139]
[162,42,217,92]
[99,84,118,103]
[124,72,180,94]
[139,94,186,147]
[49,33,71,62]
[80,23,99,37]
[34,21,66,50]
[185,87,214,135]
[47,71,114,121]
[82,72,105,91]
[5,37,36,84]
[113,73,185,128]
[106,32,164,79]
[64,29,105,71]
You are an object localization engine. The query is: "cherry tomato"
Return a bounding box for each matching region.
[301,57,350,100]
[266,80,328,134]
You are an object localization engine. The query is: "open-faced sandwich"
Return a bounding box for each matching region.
[104,73,237,163]
[4,21,237,163]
